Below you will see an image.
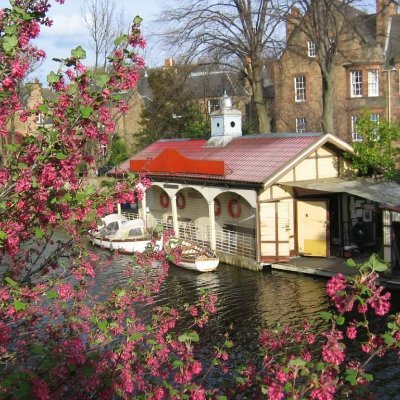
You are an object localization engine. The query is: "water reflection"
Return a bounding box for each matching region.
[92,247,400,399]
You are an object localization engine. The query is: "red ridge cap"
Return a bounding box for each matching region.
[130,148,225,176]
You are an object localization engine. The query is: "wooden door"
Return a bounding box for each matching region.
[297,200,329,257]
[260,201,290,262]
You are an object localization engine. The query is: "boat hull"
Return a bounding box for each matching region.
[89,235,162,254]
[174,258,219,272]
[166,239,219,272]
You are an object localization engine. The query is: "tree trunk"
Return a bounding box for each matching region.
[252,65,271,134]
[321,73,335,134]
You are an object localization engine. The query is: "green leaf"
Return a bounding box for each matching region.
[14,299,27,311]
[97,320,108,332]
[55,152,68,160]
[79,105,93,119]
[224,340,234,349]
[3,35,18,53]
[34,228,45,239]
[94,73,110,88]
[261,386,268,394]
[114,34,128,46]
[178,331,200,343]
[5,277,18,288]
[172,360,184,369]
[38,104,49,113]
[47,71,60,85]
[320,311,332,321]
[345,369,357,385]
[71,46,86,59]
[0,229,7,240]
[383,333,395,346]
[336,315,345,326]
[31,343,45,355]
[129,332,143,341]
[288,358,307,367]
[46,290,58,300]
[133,15,143,25]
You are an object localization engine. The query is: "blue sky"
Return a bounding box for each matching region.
[21,0,169,83]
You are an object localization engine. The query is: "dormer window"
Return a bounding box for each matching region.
[307,41,316,57]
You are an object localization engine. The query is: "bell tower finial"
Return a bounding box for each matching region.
[207,93,242,147]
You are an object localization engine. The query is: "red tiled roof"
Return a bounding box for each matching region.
[122,134,325,184]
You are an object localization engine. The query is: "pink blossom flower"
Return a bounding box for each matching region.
[346,325,358,340]
[57,283,74,300]
[31,377,50,400]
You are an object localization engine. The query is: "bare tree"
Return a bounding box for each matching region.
[81,0,126,71]
[285,0,377,134]
[157,0,286,134]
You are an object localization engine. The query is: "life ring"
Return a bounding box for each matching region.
[176,193,186,209]
[214,198,221,216]
[160,192,170,208]
[228,198,241,218]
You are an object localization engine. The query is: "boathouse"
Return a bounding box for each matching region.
[119,95,400,271]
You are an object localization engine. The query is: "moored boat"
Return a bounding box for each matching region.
[165,239,219,272]
[89,214,162,253]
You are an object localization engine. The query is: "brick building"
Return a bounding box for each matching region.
[274,0,400,141]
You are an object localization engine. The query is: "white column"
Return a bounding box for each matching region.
[171,195,179,237]
[117,203,121,214]
[141,193,147,228]
[208,201,216,251]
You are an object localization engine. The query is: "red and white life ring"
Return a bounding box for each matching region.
[228,198,241,218]
[214,198,221,216]
[176,193,186,209]
[160,192,170,208]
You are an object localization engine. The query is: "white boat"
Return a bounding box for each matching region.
[165,239,219,272]
[89,214,162,253]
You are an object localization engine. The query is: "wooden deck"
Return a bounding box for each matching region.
[272,256,400,290]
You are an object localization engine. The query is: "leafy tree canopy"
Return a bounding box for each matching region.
[138,67,209,148]
[347,111,400,180]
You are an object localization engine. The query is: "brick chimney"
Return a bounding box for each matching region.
[286,7,300,42]
[376,0,398,46]
[163,58,174,68]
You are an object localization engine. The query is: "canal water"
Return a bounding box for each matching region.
[94,249,400,399]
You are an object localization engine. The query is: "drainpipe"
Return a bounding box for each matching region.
[383,67,396,122]
[171,195,179,237]
[208,201,216,251]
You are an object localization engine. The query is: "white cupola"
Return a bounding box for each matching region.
[207,93,242,147]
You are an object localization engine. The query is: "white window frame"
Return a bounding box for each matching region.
[36,114,44,124]
[294,76,306,102]
[351,115,362,142]
[370,113,380,140]
[368,70,379,97]
[296,117,307,133]
[208,98,219,114]
[350,70,363,98]
[308,41,316,57]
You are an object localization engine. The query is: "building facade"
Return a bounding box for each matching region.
[119,96,400,270]
[274,0,400,141]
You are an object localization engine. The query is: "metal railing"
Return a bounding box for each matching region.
[121,211,256,259]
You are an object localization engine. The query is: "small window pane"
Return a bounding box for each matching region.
[296,117,307,133]
[351,115,362,141]
[295,76,306,102]
[351,70,362,97]
[308,41,316,57]
[368,70,379,97]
